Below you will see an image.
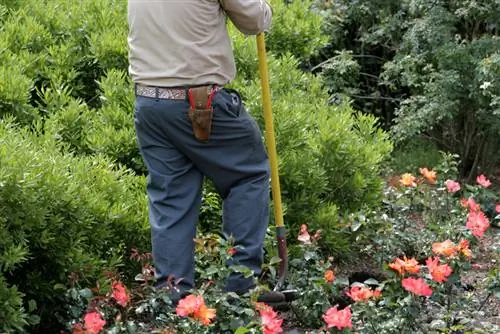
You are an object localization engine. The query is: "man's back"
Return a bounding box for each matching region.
[128,0,272,87]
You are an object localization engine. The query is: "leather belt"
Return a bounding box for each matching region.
[135,84,187,100]
[135,84,222,100]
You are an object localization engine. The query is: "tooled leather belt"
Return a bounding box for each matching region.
[134,84,221,100]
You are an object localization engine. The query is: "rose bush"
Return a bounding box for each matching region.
[62,165,498,333]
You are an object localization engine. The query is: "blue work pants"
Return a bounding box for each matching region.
[133,88,270,295]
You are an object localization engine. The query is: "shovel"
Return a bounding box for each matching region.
[255,33,298,306]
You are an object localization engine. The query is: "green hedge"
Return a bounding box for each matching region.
[0,121,149,331]
[265,0,329,62]
[0,0,393,331]
[231,52,392,247]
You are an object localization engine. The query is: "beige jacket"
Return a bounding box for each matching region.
[127,0,272,87]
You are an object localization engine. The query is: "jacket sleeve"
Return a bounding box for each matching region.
[220,0,272,35]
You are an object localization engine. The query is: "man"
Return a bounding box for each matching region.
[127,0,273,301]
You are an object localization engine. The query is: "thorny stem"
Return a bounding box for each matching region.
[366,314,378,333]
[351,94,402,102]
[351,54,386,61]
[446,283,453,327]
[403,190,415,232]
[478,292,492,312]
[468,133,485,182]
[289,303,306,327]
[407,295,424,332]
[310,54,386,72]
[286,259,310,327]
[445,192,450,217]
[445,193,455,240]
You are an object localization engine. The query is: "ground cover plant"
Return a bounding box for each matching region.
[0,0,498,333]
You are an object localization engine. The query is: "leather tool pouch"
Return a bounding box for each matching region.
[187,86,215,142]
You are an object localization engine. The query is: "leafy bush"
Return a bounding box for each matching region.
[0,0,394,331]
[42,87,93,155]
[386,20,500,178]
[85,69,144,173]
[0,0,128,114]
[232,54,392,249]
[0,276,36,333]
[386,138,442,175]
[3,0,391,250]
[266,0,329,62]
[0,46,36,124]
[0,121,149,331]
[315,0,500,178]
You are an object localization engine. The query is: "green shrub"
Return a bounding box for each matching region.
[315,0,500,178]
[198,184,223,234]
[0,276,37,333]
[0,120,149,331]
[42,86,93,154]
[386,28,500,177]
[229,0,329,80]
[85,69,144,173]
[233,54,393,246]
[0,0,394,330]
[0,50,36,124]
[0,0,129,114]
[266,0,329,62]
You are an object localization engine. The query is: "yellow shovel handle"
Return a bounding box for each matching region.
[256,33,284,228]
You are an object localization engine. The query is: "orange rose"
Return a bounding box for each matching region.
[432,240,457,258]
[324,269,335,283]
[176,294,216,327]
[346,285,381,302]
[402,277,432,297]
[466,210,490,238]
[457,239,472,259]
[389,256,420,275]
[426,257,453,283]
[419,167,437,184]
[400,173,416,187]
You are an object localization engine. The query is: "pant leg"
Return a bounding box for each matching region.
[216,91,270,293]
[220,170,270,293]
[134,96,203,293]
[164,89,270,293]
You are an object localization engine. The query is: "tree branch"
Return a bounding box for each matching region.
[351,54,386,61]
[311,54,387,71]
[360,72,381,81]
[351,94,401,102]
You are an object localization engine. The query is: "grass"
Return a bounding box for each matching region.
[385,137,443,175]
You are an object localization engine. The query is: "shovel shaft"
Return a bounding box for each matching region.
[256,33,284,228]
[275,226,288,289]
[257,33,288,288]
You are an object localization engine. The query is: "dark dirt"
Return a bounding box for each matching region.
[460,231,499,330]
